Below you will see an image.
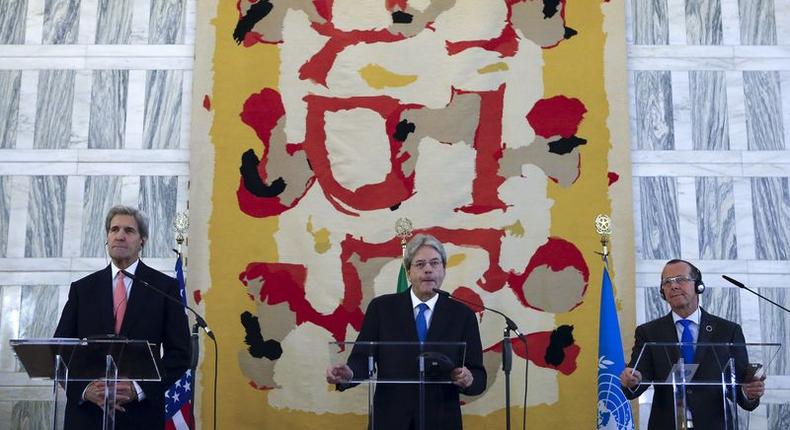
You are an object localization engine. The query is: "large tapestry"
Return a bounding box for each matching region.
[189,0,633,427]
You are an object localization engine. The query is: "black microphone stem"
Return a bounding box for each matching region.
[121,270,216,339]
[432,288,527,430]
[722,275,790,313]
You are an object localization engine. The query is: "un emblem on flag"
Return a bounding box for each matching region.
[597,356,634,430]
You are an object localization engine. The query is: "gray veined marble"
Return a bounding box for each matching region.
[766,405,790,430]
[685,0,723,45]
[34,70,76,149]
[0,177,10,258]
[744,71,784,151]
[696,177,737,259]
[690,71,729,150]
[25,176,66,258]
[640,177,681,259]
[88,70,128,149]
[43,0,81,44]
[738,0,777,45]
[81,176,122,257]
[632,0,669,44]
[634,71,675,150]
[644,287,670,322]
[95,0,133,44]
[139,176,177,258]
[757,288,788,371]
[19,285,59,339]
[143,70,183,149]
[751,177,790,260]
[149,0,185,44]
[0,70,22,149]
[11,401,52,430]
[700,286,740,324]
[0,0,27,44]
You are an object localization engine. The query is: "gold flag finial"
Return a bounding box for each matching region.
[395,217,413,257]
[594,214,612,258]
[173,212,189,254]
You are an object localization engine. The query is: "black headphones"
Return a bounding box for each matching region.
[659,259,705,300]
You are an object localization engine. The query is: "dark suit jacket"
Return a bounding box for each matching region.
[54,262,191,430]
[341,290,486,430]
[623,308,758,430]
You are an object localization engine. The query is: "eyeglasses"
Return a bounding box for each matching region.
[412,259,443,270]
[661,276,695,287]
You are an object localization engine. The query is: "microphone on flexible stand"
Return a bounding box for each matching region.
[432,287,527,430]
[722,275,790,314]
[121,269,219,430]
[121,270,215,340]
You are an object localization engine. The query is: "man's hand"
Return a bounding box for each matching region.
[619,367,642,389]
[451,366,473,389]
[113,381,138,411]
[83,380,137,412]
[326,363,353,384]
[743,375,766,400]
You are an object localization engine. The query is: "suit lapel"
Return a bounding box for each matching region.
[694,308,714,366]
[119,261,148,336]
[657,313,681,365]
[425,295,450,342]
[99,265,116,334]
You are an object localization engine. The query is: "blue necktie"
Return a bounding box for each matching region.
[678,319,695,364]
[416,303,429,342]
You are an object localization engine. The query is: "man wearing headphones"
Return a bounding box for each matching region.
[54,206,190,429]
[619,259,766,430]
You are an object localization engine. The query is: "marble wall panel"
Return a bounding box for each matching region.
[18,285,59,339]
[758,288,788,372]
[751,177,790,260]
[738,0,778,45]
[0,177,8,258]
[640,177,681,258]
[743,71,785,151]
[149,0,185,44]
[700,286,740,323]
[644,288,669,322]
[88,70,128,149]
[696,177,737,259]
[0,0,27,44]
[767,405,790,430]
[33,70,75,149]
[143,70,182,149]
[10,401,51,430]
[0,70,22,149]
[81,176,122,257]
[685,0,723,45]
[95,0,132,44]
[632,0,669,44]
[43,0,81,44]
[634,71,675,150]
[139,176,177,258]
[25,176,66,258]
[690,71,729,150]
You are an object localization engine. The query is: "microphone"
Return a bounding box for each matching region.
[722,275,790,314]
[432,288,524,338]
[121,270,216,340]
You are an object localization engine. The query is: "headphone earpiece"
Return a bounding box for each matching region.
[659,287,666,300]
[695,282,705,294]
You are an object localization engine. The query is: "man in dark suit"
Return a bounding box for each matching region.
[619,259,766,430]
[326,233,486,430]
[54,205,190,429]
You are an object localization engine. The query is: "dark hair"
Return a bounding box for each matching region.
[664,258,702,286]
[104,205,150,241]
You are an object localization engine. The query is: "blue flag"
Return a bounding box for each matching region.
[596,263,634,430]
[165,252,194,430]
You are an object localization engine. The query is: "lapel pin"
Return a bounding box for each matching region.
[705,325,713,332]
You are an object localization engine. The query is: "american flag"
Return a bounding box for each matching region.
[166,253,194,430]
